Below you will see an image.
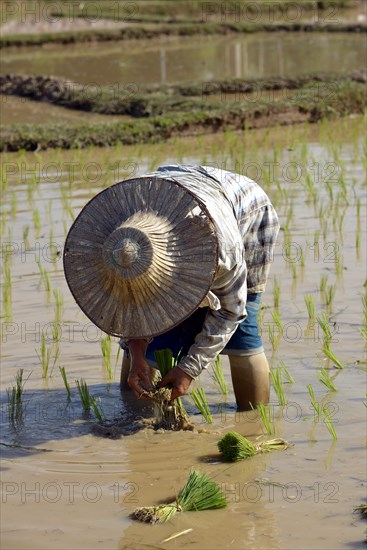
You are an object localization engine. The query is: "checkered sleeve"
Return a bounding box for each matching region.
[178,251,248,379]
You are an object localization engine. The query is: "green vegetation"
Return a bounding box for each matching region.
[318,368,338,391]
[218,431,290,461]
[256,402,274,435]
[191,387,213,424]
[304,294,316,319]
[59,366,71,399]
[132,469,227,523]
[7,369,28,424]
[1,79,365,151]
[210,356,228,396]
[270,367,287,405]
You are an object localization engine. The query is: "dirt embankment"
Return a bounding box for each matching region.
[1,77,365,152]
[1,20,366,48]
[1,71,366,117]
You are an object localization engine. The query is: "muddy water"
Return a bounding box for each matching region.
[1,32,366,85]
[1,117,366,549]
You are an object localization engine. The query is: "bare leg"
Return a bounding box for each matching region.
[229,352,270,411]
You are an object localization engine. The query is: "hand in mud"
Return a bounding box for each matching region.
[158,366,193,400]
[128,358,153,399]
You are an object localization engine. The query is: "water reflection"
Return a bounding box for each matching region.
[2,33,365,85]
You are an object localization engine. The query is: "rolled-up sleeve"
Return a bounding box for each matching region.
[178,250,248,379]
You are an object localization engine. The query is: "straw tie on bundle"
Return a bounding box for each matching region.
[218,431,291,462]
[132,470,227,524]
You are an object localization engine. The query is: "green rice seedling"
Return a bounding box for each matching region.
[270,310,283,336]
[307,384,321,419]
[36,332,59,378]
[53,289,64,323]
[318,368,338,392]
[304,294,316,319]
[210,355,228,396]
[36,259,51,292]
[191,387,213,424]
[317,313,333,348]
[75,378,92,413]
[59,366,71,399]
[22,224,30,249]
[335,250,344,277]
[268,324,280,351]
[7,369,27,424]
[320,275,329,292]
[360,292,367,343]
[292,262,298,280]
[322,407,337,440]
[90,396,105,423]
[2,259,12,319]
[322,346,344,369]
[278,360,295,384]
[273,277,280,308]
[33,208,41,238]
[132,469,227,523]
[324,285,335,308]
[101,335,113,379]
[270,368,287,406]
[256,402,274,435]
[217,431,290,462]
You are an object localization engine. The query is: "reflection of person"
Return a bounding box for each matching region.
[120,165,279,410]
[64,164,279,411]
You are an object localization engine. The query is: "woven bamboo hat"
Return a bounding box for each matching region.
[63,176,218,338]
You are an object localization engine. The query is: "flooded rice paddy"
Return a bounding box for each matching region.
[2,32,366,85]
[1,115,366,549]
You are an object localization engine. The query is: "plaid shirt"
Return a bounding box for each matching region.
[151,165,280,379]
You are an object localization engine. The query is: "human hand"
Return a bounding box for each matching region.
[128,358,153,399]
[158,366,193,400]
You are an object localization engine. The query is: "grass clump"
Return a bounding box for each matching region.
[132,469,227,524]
[75,378,105,421]
[218,431,290,462]
[304,294,316,319]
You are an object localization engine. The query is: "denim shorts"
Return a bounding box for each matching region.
[145,293,263,362]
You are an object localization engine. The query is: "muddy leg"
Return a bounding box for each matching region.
[229,352,270,411]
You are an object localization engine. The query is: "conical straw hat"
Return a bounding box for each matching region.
[63,176,218,338]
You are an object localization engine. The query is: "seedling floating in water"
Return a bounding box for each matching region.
[218,431,290,462]
[132,469,227,524]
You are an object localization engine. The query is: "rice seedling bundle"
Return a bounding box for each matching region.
[140,349,192,431]
[132,469,227,524]
[218,431,290,462]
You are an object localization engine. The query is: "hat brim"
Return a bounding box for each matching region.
[63,176,218,338]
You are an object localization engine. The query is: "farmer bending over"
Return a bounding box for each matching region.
[64,165,279,411]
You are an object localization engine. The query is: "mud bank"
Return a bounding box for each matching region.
[1,71,366,117]
[1,20,366,49]
[1,79,365,151]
